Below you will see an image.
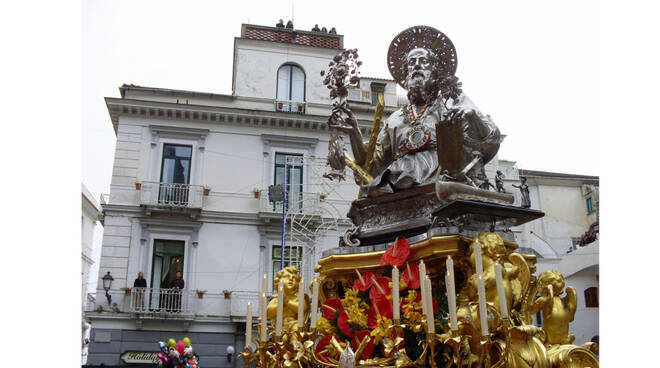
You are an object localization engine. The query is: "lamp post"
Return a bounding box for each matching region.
[102,271,114,305]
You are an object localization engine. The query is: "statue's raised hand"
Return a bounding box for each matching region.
[328,104,359,135]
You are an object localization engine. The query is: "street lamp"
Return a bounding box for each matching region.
[102,271,114,305]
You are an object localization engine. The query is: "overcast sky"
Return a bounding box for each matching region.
[83,0,600,200]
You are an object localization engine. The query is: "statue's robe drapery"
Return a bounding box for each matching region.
[362,93,501,195]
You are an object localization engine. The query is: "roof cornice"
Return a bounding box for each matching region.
[105,97,378,136]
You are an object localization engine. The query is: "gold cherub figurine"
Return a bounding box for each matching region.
[266,266,311,333]
[531,270,577,345]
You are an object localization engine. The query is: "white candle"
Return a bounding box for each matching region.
[494,264,508,319]
[260,292,267,341]
[474,241,484,277]
[419,261,428,318]
[276,282,284,336]
[310,280,319,328]
[445,273,457,330]
[425,277,434,333]
[246,302,252,347]
[477,275,488,336]
[392,266,400,320]
[446,257,457,330]
[297,279,305,328]
[259,274,267,321]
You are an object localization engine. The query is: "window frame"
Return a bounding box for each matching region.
[584,286,599,308]
[586,196,595,214]
[273,152,304,212]
[271,244,303,288]
[159,143,193,185]
[276,63,306,109]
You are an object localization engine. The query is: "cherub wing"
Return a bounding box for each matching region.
[507,253,530,310]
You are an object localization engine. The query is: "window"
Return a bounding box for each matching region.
[160,144,192,184]
[276,64,306,113]
[272,245,302,288]
[370,82,386,105]
[586,197,595,214]
[150,239,185,311]
[159,144,192,205]
[274,153,303,212]
[584,287,598,308]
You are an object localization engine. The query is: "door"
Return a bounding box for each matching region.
[149,239,185,311]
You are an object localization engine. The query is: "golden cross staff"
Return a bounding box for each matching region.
[347,93,384,198]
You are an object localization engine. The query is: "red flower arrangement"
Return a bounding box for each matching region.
[315,335,337,363]
[380,237,411,268]
[353,270,375,291]
[337,308,354,338]
[322,298,342,320]
[368,276,392,304]
[351,330,375,360]
[402,262,421,290]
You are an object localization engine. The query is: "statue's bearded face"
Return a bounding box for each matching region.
[404,48,433,89]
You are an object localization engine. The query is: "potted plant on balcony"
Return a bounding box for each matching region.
[121,287,132,296]
[297,103,304,112]
[135,182,142,190]
[204,187,211,196]
[253,188,260,198]
[196,290,207,299]
[222,290,232,299]
[319,193,326,201]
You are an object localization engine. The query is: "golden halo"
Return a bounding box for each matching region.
[387,25,458,88]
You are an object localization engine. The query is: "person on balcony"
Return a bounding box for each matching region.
[311,24,321,32]
[170,271,185,312]
[133,272,147,311]
[286,20,294,29]
[329,27,337,34]
[276,19,285,28]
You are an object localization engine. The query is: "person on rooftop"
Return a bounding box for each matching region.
[329,27,337,34]
[312,24,321,32]
[321,26,327,32]
[276,19,285,28]
[286,20,294,29]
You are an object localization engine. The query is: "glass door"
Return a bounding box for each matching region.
[149,239,185,311]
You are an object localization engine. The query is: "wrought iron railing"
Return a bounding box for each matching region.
[258,189,321,215]
[128,288,193,315]
[275,100,306,114]
[139,181,204,209]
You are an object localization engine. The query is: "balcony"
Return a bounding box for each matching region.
[139,181,204,216]
[88,288,270,321]
[258,189,322,216]
[275,100,306,114]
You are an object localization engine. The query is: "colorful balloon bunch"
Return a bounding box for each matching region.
[156,337,198,368]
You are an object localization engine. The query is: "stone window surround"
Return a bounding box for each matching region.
[132,218,203,291]
[261,134,318,190]
[148,125,209,186]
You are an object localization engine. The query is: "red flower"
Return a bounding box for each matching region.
[337,308,354,338]
[352,271,375,292]
[367,298,393,328]
[351,330,374,360]
[380,238,410,268]
[322,298,341,320]
[315,335,337,363]
[402,262,421,290]
[368,276,392,304]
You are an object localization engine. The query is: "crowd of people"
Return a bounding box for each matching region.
[275,19,337,34]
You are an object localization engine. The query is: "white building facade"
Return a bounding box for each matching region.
[85,24,598,367]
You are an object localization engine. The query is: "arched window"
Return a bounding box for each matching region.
[276,64,306,113]
[584,287,598,308]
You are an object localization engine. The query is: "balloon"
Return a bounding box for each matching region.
[183,337,191,347]
[176,340,186,355]
[168,338,176,348]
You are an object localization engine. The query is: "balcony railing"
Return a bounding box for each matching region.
[258,189,322,215]
[139,181,204,209]
[87,289,274,319]
[128,288,194,316]
[275,100,306,114]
